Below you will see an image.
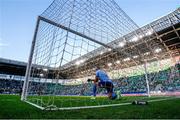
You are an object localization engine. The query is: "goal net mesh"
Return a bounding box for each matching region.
[22,0,180,110]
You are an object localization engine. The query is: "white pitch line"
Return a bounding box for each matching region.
[148,96,179,103]
[24,96,180,111]
[24,100,44,110]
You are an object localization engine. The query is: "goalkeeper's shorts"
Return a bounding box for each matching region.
[98,81,113,93]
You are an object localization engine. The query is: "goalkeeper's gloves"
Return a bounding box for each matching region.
[87,79,93,82]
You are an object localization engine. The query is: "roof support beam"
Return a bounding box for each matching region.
[169,14,180,40]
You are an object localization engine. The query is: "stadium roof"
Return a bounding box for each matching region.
[0,58,57,78]
[0,58,27,76]
[60,8,180,79]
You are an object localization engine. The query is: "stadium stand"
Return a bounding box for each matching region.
[0,60,179,95]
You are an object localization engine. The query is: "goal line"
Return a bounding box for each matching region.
[23,96,179,111]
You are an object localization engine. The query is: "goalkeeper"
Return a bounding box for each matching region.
[87,66,117,100]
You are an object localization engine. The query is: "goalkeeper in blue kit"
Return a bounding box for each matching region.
[87,66,117,100]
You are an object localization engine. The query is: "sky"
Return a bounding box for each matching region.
[0,0,179,62]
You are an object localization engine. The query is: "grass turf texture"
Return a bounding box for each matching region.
[0,95,180,119]
[28,95,174,108]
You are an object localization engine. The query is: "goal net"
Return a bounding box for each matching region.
[21,0,180,110]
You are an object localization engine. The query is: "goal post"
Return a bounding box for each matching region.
[21,17,41,101]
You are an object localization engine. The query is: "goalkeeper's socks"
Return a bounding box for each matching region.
[111,93,117,100]
[91,97,96,99]
[116,90,121,99]
[93,84,97,97]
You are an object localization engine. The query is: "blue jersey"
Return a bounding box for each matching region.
[96,70,112,83]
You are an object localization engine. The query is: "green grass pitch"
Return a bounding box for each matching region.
[0,95,180,119]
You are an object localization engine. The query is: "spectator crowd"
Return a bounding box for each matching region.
[0,63,179,95]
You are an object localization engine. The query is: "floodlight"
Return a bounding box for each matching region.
[108,48,112,51]
[75,59,85,65]
[116,60,120,64]
[154,48,162,53]
[146,30,153,36]
[43,68,48,72]
[40,73,44,77]
[123,57,130,61]
[107,63,112,66]
[144,52,150,56]
[100,51,104,55]
[75,61,81,65]
[80,59,85,63]
[131,36,139,42]
[133,55,139,59]
[139,35,143,39]
[119,42,125,47]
